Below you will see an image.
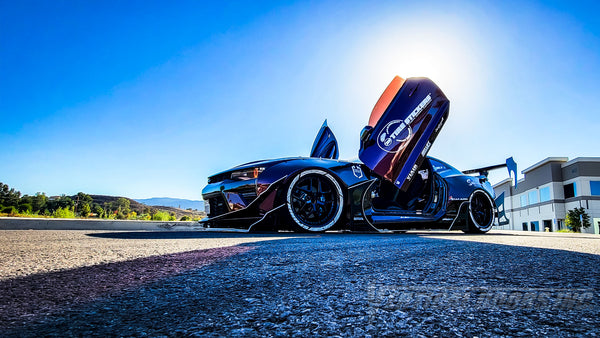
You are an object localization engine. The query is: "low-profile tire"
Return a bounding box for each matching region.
[465,190,495,233]
[285,169,345,232]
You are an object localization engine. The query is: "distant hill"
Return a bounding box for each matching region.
[134,197,204,211]
[90,195,204,219]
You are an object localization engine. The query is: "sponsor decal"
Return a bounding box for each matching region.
[421,141,432,156]
[376,94,432,153]
[352,165,363,178]
[434,116,445,134]
[406,163,419,182]
[449,196,468,201]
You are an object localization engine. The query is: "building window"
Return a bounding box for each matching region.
[591,181,600,196]
[528,190,539,205]
[522,222,528,231]
[520,195,528,207]
[540,187,551,202]
[564,183,576,199]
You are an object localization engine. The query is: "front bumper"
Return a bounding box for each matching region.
[200,176,287,230]
[202,178,259,218]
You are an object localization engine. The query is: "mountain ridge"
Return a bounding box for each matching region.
[134,197,204,211]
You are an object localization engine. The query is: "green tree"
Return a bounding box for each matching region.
[103,202,113,218]
[79,203,91,217]
[32,192,48,212]
[20,195,34,207]
[92,204,104,218]
[18,203,33,213]
[565,207,591,232]
[0,182,21,207]
[2,206,17,215]
[75,192,93,214]
[113,197,131,214]
[56,195,75,209]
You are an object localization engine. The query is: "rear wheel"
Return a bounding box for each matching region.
[466,190,495,233]
[286,169,344,232]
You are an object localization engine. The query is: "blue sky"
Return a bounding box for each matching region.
[1,0,599,200]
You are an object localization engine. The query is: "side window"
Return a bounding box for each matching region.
[591,181,600,196]
[520,195,528,207]
[539,187,551,202]
[528,190,538,204]
[564,183,576,199]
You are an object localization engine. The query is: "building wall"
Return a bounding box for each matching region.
[493,158,600,234]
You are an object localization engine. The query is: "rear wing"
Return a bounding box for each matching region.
[462,157,518,188]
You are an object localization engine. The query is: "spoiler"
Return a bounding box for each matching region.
[462,157,518,188]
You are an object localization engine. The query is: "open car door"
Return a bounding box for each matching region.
[310,120,339,159]
[359,76,449,191]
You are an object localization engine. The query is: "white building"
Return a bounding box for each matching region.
[493,157,600,234]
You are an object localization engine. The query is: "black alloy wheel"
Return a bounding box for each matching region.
[467,190,495,233]
[286,169,344,232]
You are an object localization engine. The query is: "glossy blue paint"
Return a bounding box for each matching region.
[310,120,339,159]
[358,78,449,191]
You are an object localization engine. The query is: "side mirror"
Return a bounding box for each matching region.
[360,126,373,143]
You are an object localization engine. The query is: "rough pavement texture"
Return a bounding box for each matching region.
[1,230,599,337]
[0,230,292,279]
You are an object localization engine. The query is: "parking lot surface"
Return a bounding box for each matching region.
[1,229,599,337]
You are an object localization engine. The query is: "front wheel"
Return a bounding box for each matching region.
[465,190,495,233]
[286,169,345,232]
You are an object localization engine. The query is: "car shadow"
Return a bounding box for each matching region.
[85,230,304,240]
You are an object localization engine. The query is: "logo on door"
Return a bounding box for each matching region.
[375,93,431,153]
[377,120,413,153]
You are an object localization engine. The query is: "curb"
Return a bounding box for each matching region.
[0,217,202,231]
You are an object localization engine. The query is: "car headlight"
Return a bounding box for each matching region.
[230,167,265,180]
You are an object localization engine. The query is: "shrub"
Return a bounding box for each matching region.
[138,214,151,220]
[152,211,171,221]
[180,215,191,221]
[19,203,33,213]
[2,206,17,215]
[53,207,75,218]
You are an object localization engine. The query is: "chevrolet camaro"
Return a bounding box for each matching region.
[200,76,516,233]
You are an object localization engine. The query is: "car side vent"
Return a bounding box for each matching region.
[238,189,258,205]
[209,196,229,216]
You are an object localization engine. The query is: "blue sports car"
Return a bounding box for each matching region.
[200,76,516,233]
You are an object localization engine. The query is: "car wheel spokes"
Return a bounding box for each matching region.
[288,172,342,230]
[469,190,494,232]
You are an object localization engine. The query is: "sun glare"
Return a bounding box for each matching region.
[345,16,495,145]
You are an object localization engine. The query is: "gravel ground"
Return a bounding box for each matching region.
[0,230,293,279]
[1,229,599,337]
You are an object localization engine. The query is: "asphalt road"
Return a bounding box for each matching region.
[1,230,599,337]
